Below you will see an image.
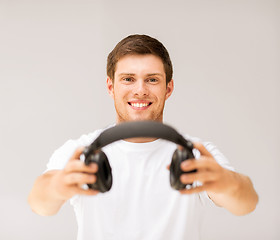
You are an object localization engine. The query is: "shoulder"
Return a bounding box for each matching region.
[181,133,234,171]
[54,128,103,155]
[59,124,115,151]
[46,125,114,171]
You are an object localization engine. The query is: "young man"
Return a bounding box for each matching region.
[28,34,258,240]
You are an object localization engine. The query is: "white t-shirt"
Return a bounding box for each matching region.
[46,126,234,240]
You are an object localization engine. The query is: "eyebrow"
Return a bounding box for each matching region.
[117,73,164,78]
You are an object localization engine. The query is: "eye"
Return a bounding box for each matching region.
[148,78,158,83]
[123,77,133,82]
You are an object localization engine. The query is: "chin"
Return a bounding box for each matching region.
[131,115,162,122]
[116,111,163,123]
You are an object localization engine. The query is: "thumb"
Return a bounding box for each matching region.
[193,142,212,157]
[166,164,170,170]
[69,147,85,161]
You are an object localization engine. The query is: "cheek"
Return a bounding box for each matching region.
[113,88,128,103]
[155,88,168,101]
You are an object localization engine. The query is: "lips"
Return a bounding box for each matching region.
[128,101,152,110]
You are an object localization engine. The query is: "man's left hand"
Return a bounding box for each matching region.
[179,142,234,196]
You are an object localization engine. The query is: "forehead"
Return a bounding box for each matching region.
[115,54,165,77]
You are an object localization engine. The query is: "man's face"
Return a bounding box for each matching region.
[107,54,174,123]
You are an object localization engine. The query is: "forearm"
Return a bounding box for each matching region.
[208,170,259,216]
[28,170,66,216]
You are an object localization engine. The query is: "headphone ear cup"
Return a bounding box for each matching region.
[86,151,112,193]
[170,148,194,190]
[170,149,187,190]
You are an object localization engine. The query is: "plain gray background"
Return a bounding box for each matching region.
[0,0,279,239]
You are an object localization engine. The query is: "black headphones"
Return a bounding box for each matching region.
[82,121,196,192]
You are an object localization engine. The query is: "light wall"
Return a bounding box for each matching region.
[0,1,279,239]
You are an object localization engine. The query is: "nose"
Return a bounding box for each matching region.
[133,80,149,97]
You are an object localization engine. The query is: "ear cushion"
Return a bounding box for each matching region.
[170,148,196,190]
[86,151,112,193]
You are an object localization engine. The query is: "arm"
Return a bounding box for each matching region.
[28,147,99,216]
[179,143,259,216]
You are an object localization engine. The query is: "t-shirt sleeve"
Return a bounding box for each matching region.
[45,130,104,172]
[184,134,234,172]
[189,139,235,206]
[46,139,80,171]
[202,141,234,172]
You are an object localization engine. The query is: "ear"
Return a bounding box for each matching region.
[106,77,114,98]
[165,79,174,100]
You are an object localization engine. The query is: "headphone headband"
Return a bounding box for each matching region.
[84,121,193,157]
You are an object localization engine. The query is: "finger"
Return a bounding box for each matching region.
[193,142,213,157]
[64,173,97,185]
[180,171,216,184]
[69,186,99,196]
[177,145,184,151]
[69,147,85,161]
[181,156,214,172]
[65,161,98,174]
[180,159,196,172]
[77,188,99,196]
[179,184,208,195]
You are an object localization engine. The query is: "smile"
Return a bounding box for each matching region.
[128,101,152,109]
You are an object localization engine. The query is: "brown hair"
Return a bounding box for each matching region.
[107,34,173,85]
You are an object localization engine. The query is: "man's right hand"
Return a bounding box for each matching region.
[50,147,99,201]
[28,147,99,216]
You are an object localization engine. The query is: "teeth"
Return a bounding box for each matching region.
[131,103,149,108]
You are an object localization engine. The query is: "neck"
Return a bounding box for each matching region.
[124,137,158,143]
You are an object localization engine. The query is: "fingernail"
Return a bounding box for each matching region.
[181,161,190,168]
[90,163,98,170]
[180,175,184,182]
